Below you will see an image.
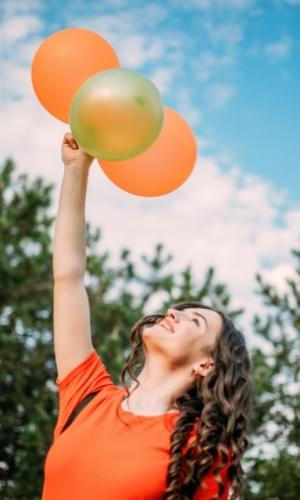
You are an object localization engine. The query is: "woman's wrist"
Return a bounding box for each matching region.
[63,158,93,170]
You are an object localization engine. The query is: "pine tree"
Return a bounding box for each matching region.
[244,250,300,499]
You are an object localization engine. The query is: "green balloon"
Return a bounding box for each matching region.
[69,68,164,161]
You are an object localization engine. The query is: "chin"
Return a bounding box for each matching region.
[142,325,158,335]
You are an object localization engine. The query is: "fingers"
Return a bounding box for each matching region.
[63,132,79,150]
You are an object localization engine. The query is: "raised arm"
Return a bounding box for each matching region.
[53,132,95,381]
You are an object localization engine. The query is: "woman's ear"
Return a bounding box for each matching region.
[191,357,215,378]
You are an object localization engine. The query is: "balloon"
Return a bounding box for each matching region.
[31,27,120,122]
[99,107,197,197]
[69,68,164,161]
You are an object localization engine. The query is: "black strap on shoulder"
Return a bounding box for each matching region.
[60,391,100,434]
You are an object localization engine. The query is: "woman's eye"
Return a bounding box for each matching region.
[191,318,200,326]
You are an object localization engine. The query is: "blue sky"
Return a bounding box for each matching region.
[3,0,299,204]
[1,0,300,332]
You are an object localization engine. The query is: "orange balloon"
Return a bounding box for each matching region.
[31,27,120,122]
[99,108,197,197]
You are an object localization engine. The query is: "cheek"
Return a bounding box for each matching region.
[142,326,204,360]
[172,329,202,355]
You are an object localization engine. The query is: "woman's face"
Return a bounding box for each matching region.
[142,307,223,369]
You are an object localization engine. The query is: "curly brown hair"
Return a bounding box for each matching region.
[119,301,253,499]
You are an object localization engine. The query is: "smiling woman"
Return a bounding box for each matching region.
[119,301,253,499]
[139,307,221,382]
[41,133,253,500]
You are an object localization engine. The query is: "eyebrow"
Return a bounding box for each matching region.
[192,312,208,328]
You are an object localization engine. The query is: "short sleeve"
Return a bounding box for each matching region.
[53,349,116,440]
[194,450,232,500]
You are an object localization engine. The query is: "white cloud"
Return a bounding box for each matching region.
[219,0,255,7]
[116,35,164,68]
[193,51,235,82]
[133,3,168,23]
[261,263,295,294]
[171,0,255,9]
[150,67,179,94]
[0,12,43,103]
[0,0,41,18]
[170,0,211,8]
[0,14,42,43]
[68,8,178,72]
[265,36,293,60]
[175,90,202,126]
[1,37,43,102]
[1,64,30,102]
[206,83,236,107]
[205,22,244,45]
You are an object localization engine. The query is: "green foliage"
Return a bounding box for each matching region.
[245,452,300,500]
[0,159,299,499]
[243,252,300,499]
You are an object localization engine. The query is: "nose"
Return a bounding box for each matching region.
[166,308,180,322]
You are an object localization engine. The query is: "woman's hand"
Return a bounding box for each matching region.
[61,132,94,168]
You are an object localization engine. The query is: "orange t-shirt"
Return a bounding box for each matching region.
[41,349,232,500]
